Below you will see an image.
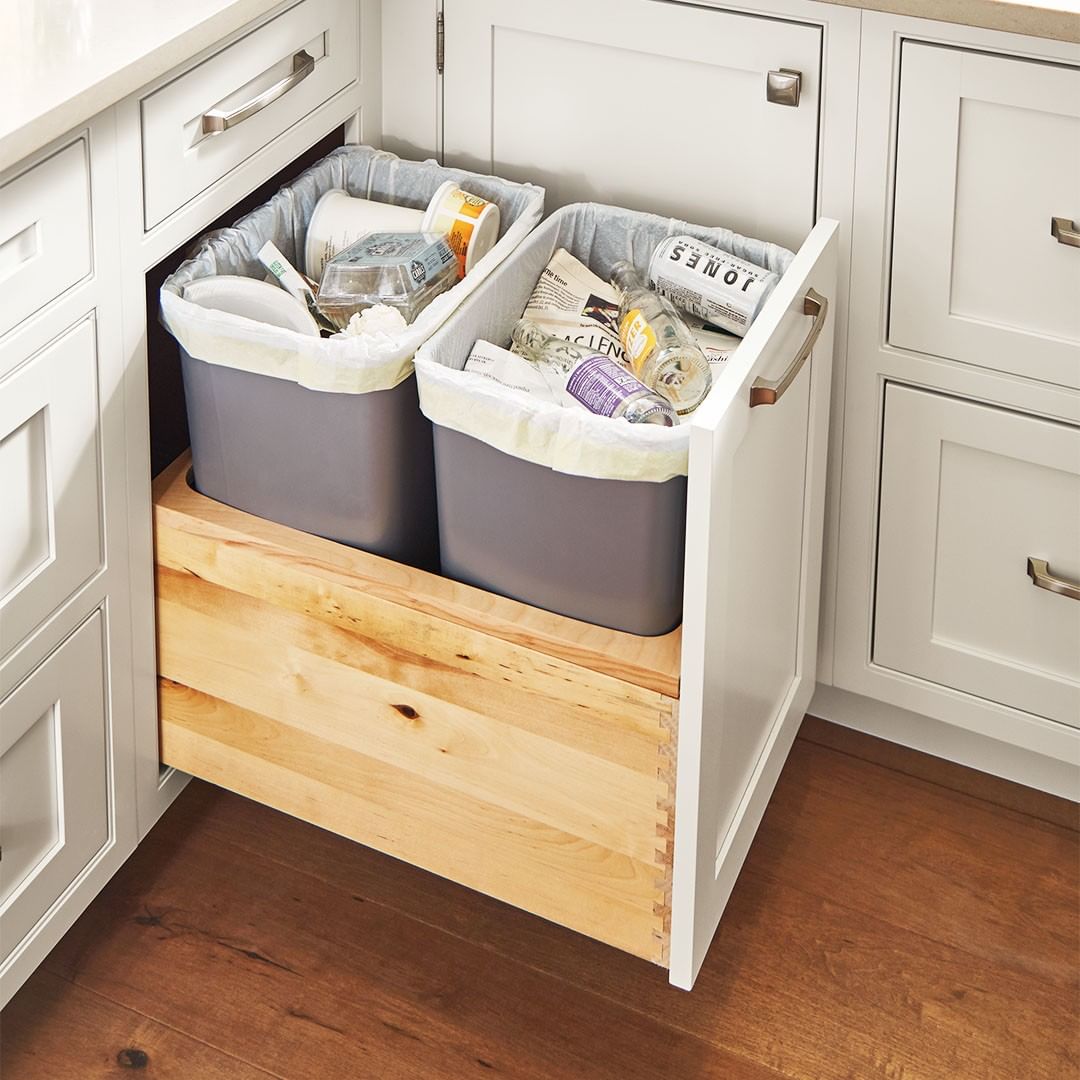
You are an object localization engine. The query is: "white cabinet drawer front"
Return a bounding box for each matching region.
[0,611,109,965]
[0,318,103,658]
[443,0,821,251]
[875,385,1080,726]
[891,44,1080,389]
[0,141,91,339]
[141,0,359,229]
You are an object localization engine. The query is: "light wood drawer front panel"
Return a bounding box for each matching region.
[0,141,91,339]
[154,458,677,966]
[0,611,109,966]
[0,318,102,658]
[891,43,1080,388]
[875,384,1080,726]
[140,0,359,229]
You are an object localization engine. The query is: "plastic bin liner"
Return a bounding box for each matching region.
[414,203,794,483]
[160,146,545,394]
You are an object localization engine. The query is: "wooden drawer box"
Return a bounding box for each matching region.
[154,454,679,965]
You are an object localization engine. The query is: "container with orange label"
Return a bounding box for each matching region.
[420,181,501,276]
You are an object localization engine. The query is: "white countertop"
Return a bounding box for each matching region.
[2,0,1078,175]
[0,0,284,173]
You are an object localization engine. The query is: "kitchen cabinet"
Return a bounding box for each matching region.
[140,0,360,227]
[890,42,1080,389]
[875,384,1080,728]
[1,0,1077,1008]
[0,115,138,1008]
[0,318,102,657]
[829,9,1080,796]
[441,0,823,250]
[1,614,110,972]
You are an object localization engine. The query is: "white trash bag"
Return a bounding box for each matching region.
[415,202,794,483]
[160,145,545,396]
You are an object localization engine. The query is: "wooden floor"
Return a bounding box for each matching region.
[3,717,1077,1079]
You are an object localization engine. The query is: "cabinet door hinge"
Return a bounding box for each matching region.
[436,10,445,75]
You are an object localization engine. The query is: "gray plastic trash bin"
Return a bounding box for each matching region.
[434,425,688,635]
[160,146,544,571]
[415,202,794,635]
[181,354,439,569]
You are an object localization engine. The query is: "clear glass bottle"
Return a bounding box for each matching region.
[610,261,712,415]
[510,320,677,426]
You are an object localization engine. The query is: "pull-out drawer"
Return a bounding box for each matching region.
[155,221,837,990]
[442,0,822,250]
[0,140,91,339]
[1,611,109,968]
[891,43,1080,389]
[1,317,103,658]
[141,0,359,229]
[875,384,1080,726]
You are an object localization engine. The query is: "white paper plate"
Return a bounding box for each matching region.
[182,275,320,337]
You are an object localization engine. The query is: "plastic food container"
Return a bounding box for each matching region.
[421,181,501,276]
[317,231,460,328]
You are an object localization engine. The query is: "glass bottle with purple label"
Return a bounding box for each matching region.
[510,320,677,426]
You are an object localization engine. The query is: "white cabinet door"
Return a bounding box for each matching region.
[891,43,1080,389]
[0,612,109,985]
[442,0,822,250]
[875,384,1080,727]
[671,219,837,989]
[0,317,103,658]
[0,140,91,339]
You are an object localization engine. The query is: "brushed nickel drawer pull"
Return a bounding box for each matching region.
[1050,217,1080,248]
[201,50,316,135]
[766,69,802,107]
[750,288,827,407]
[1027,557,1080,602]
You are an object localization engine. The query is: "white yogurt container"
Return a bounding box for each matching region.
[304,189,425,279]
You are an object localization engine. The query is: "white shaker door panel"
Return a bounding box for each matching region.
[443,0,822,250]
[671,219,837,989]
[875,385,1080,726]
[0,140,92,340]
[0,318,103,658]
[0,611,109,967]
[891,43,1080,388]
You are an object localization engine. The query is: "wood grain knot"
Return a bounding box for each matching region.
[391,704,420,720]
[117,1048,149,1069]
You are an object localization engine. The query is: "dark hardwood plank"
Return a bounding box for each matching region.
[42,813,781,1080]
[0,969,275,1079]
[160,777,1079,1080]
[753,739,1079,991]
[799,715,1080,831]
